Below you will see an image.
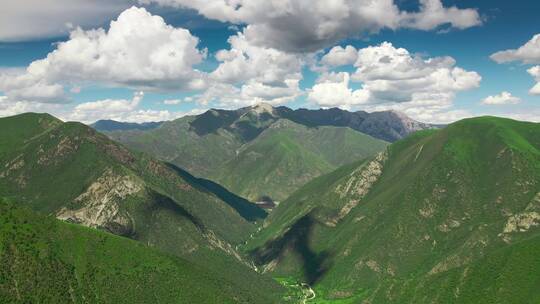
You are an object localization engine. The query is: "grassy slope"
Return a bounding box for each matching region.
[246,117,540,303]
[107,115,242,178]
[213,119,388,201]
[0,201,281,303]
[0,113,260,244]
[0,113,283,300]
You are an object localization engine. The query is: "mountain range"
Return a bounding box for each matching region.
[96,104,433,201]
[0,113,283,302]
[1,109,538,303]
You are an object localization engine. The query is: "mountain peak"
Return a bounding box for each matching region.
[250,102,275,115]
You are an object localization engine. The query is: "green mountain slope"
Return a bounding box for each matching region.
[245,116,540,303]
[0,113,283,300]
[214,119,387,201]
[104,104,388,201]
[0,201,282,303]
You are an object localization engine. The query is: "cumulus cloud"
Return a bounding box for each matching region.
[211,33,303,85]
[0,7,207,103]
[0,92,205,123]
[400,0,482,31]
[0,68,69,103]
[0,95,64,117]
[481,91,521,105]
[491,34,540,95]
[63,91,204,123]
[308,73,369,108]
[320,45,358,67]
[527,66,540,95]
[490,34,540,64]
[141,0,481,52]
[308,42,481,122]
[71,91,144,119]
[0,0,131,41]
[199,32,304,107]
[351,42,481,104]
[191,80,302,108]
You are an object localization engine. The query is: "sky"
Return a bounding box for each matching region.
[0,0,539,124]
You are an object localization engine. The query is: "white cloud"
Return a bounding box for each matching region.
[0,95,64,117]
[0,92,206,123]
[191,79,302,109]
[490,34,540,64]
[320,45,358,67]
[481,91,521,105]
[211,33,303,86]
[201,32,304,107]
[308,42,481,122]
[60,91,204,123]
[350,42,481,104]
[67,91,144,122]
[527,66,540,95]
[0,68,69,103]
[491,34,540,95]
[308,73,369,108]
[142,0,481,52]
[400,0,482,31]
[0,0,131,41]
[0,7,207,103]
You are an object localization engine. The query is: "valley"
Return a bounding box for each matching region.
[97,103,424,202]
[1,2,538,303]
[0,110,538,303]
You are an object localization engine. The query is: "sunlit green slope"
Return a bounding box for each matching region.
[246,117,540,303]
[0,201,281,303]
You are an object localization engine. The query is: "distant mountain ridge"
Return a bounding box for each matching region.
[91,119,163,132]
[275,106,436,142]
[93,104,436,142]
[100,103,397,201]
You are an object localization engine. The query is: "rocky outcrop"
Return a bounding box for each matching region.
[328,150,387,226]
[57,168,142,235]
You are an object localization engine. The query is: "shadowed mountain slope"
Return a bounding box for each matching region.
[0,113,283,301]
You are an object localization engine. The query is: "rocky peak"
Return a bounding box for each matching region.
[250,102,276,116]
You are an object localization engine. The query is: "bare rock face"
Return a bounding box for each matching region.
[327,150,387,226]
[250,102,277,116]
[57,168,143,236]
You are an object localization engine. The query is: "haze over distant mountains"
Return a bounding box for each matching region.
[91,120,163,132]
[95,104,434,201]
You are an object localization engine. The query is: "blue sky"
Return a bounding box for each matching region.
[0,0,539,123]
